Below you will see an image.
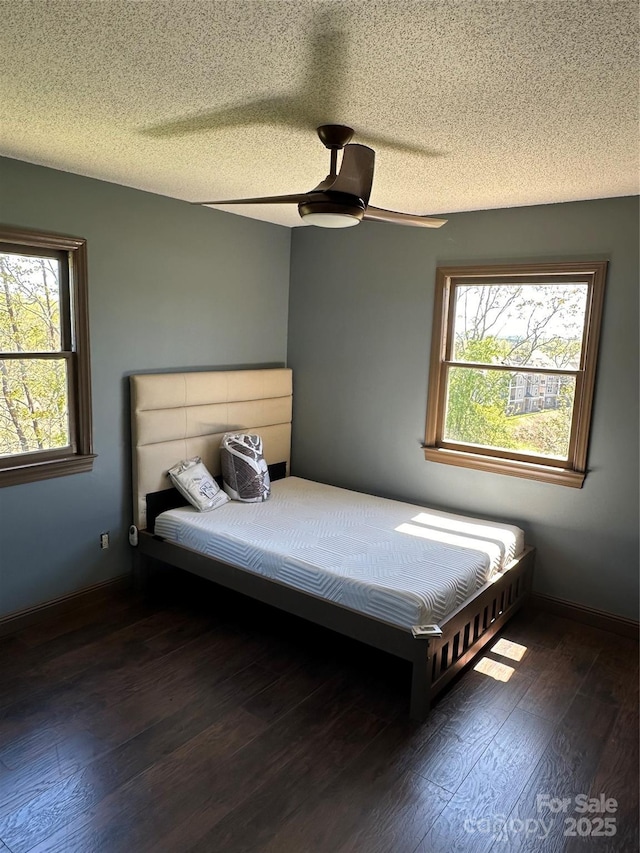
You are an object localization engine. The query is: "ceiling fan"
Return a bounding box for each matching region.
[193,125,447,229]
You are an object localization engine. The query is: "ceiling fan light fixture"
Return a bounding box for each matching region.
[298,196,365,228]
[301,211,360,228]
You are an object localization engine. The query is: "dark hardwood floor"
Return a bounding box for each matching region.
[0,571,637,853]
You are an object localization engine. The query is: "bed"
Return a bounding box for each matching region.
[130,368,534,720]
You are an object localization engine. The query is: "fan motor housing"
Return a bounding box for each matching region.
[317,125,355,150]
[298,192,365,222]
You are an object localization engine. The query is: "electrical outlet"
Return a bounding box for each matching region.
[100,532,110,550]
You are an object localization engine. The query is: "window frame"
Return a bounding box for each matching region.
[424,262,607,488]
[0,226,95,486]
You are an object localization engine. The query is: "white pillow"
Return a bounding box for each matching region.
[220,433,271,502]
[167,456,229,512]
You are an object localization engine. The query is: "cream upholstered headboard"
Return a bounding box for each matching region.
[130,368,292,529]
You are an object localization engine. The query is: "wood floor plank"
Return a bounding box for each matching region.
[349,655,410,722]
[0,619,260,768]
[0,721,82,780]
[0,590,636,853]
[232,618,334,675]
[14,588,141,648]
[0,623,271,822]
[1,608,215,716]
[412,704,511,794]
[435,659,534,717]
[564,672,639,852]
[0,664,277,853]
[576,641,639,708]
[412,664,534,793]
[335,770,451,853]
[239,658,335,725]
[0,611,206,720]
[84,638,270,744]
[499,610,570,650]
[164,704,387,853]
[556,619,635,658]
[487,692,619,852]
[516,646,595,723]
[0,599,153,703]
[0,728,110,822]
[0,604,167,714]
[140,610,219,655]
[259,711,450,853]
[0,626,273,803]
[0,634,30,665]
[419,708,555,852]
[25,675,362,853]
[12,595,151,659]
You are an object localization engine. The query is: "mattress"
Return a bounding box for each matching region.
[154,477,525,630]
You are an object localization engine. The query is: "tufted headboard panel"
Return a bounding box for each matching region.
[130,368,292,529]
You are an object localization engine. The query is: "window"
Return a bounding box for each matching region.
[424,262,607,487]
[0,226,94,486]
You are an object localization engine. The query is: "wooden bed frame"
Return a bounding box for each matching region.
[131,368,534,720]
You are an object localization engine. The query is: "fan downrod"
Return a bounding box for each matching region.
[317,125,354,150]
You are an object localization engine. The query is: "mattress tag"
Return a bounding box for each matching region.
[411,624,443,638]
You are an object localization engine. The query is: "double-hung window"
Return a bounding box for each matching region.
[424,262,607,487]
[0,226,94,486]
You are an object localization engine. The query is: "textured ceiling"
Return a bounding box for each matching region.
[1,0,638,228]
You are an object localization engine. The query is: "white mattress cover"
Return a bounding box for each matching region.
[154,477,525,630]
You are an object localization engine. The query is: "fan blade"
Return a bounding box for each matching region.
[193,193,309,206]
[328,144,375,204]
[364,206,447,228]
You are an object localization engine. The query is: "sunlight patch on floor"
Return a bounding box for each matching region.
[474,656,515,682]
[491,637,527,661]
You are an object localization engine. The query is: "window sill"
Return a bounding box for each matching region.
[0,454,97,487]
[423,446,585,488]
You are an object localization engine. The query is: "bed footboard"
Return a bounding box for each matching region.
[409,547,535,719]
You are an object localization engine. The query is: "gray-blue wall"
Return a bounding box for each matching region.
[2,157,637,624]
[288,197,639,620]
[0,157,290,617]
